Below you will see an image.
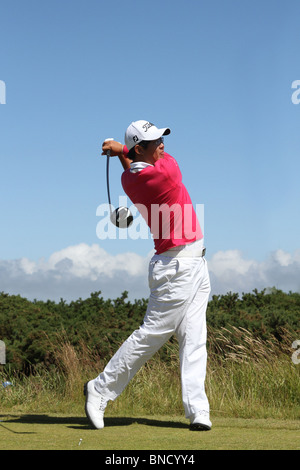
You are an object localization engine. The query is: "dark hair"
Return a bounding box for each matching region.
[128,141,150,161]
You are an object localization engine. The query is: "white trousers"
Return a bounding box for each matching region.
[95,245,211,418]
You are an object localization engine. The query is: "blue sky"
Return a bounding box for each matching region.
[1,0,300,301]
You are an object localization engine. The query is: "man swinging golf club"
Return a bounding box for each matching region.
[84,120,212,431]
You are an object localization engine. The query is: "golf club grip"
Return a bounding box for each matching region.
[104,138,114,211]
[106,154,111,206]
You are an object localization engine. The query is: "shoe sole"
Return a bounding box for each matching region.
[84,381,105,429]
[189,423,211,431]
[83,381,96,429]
[83,382,90,422]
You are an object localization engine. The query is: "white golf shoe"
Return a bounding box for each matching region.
[84,380,107,429]
[189,411,212,431]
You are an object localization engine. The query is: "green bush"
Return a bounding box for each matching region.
[0,288,299,373]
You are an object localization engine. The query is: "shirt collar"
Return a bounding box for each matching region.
[130,161,154,173]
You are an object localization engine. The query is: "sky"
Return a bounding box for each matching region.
[1,0,300,302]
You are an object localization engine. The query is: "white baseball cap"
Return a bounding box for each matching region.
[125,120,171,151]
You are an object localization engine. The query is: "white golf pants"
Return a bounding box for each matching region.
[95,241,211,418]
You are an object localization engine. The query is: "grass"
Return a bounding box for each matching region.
[0,414,299,450]
[1,326,299,449]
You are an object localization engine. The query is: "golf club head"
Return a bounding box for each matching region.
[110,206,133,228]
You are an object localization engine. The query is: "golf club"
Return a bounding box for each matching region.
[105,138,133,228]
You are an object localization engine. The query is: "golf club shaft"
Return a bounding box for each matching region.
[106,151,111,207]
[105,138,114,213]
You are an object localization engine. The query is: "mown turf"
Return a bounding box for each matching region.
[0,413,299,450]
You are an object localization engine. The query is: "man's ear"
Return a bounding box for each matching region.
[135,144,145,157]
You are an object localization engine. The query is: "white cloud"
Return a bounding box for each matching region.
[46,243,148,280]
[0,243,152,302]
[208,250,257,277]
[0,244,299,302]
[208,249,300,296]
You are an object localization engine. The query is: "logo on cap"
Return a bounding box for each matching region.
[142,122,154,132]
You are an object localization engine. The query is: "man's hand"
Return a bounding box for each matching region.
[101,140,124,157]
[101,139,132,170]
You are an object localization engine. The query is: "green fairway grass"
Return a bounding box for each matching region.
[0,413,299,450]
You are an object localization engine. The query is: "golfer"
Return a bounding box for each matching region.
[84,120,211,430]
